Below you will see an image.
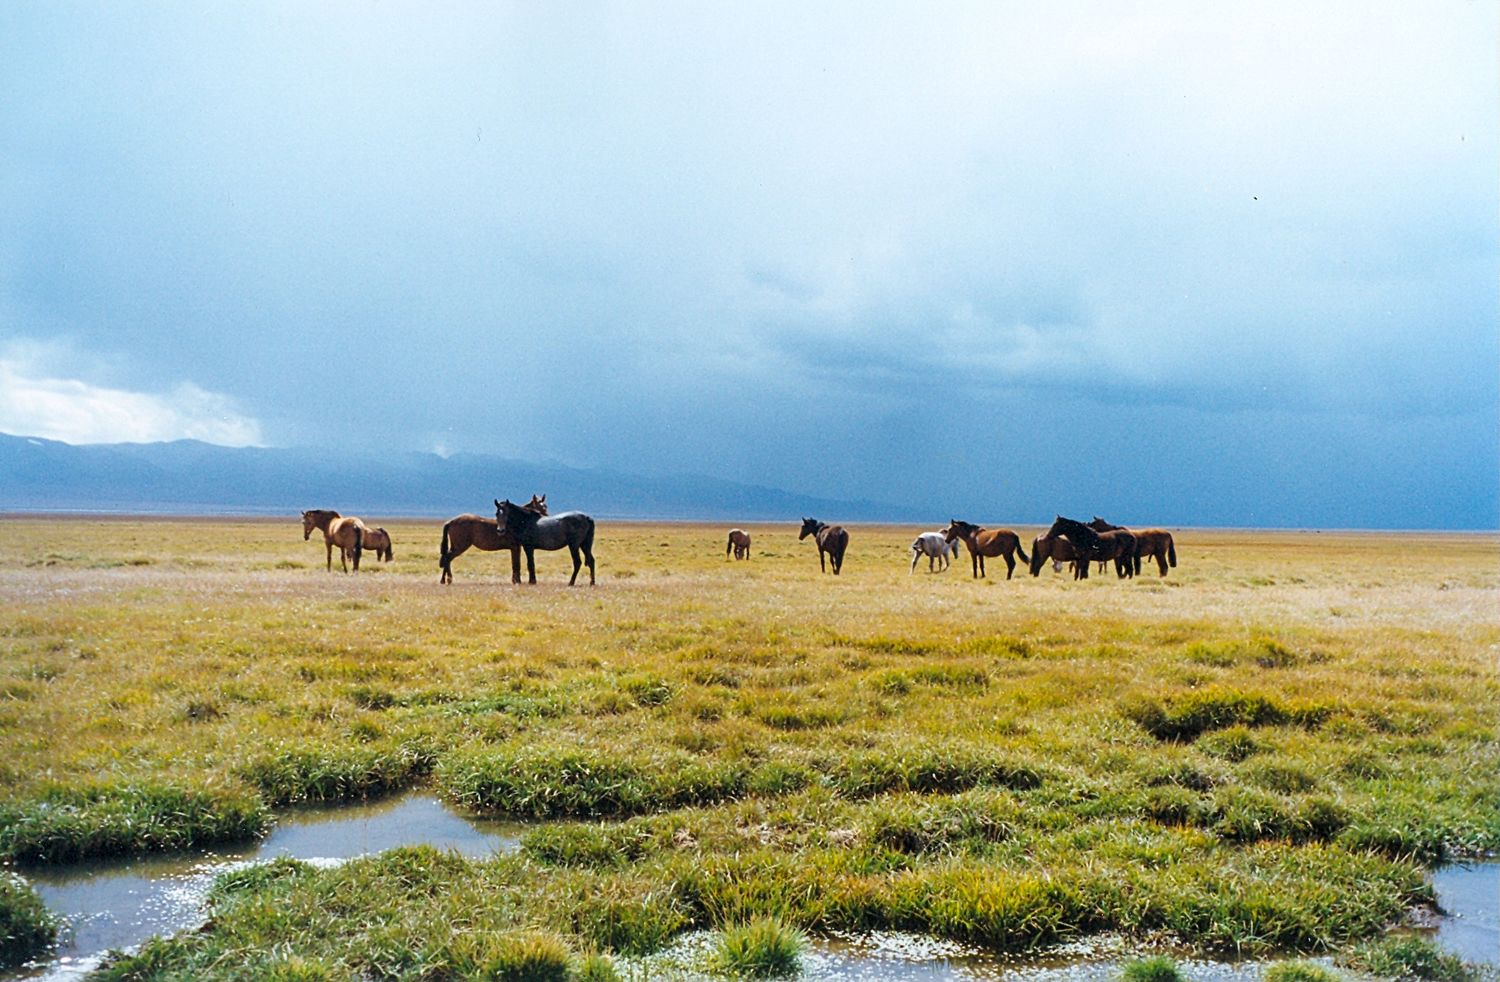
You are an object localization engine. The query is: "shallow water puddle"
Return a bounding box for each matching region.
[630,930,1332,981]
[11,793,521,979]
[1429,862,1498,967]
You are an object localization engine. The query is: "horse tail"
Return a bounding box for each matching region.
[439,522,452,571]
[352,524,363,567]
[1168,535,1177,568]
[379,529,392,561]
[727,532,734,556]
[1015,536,1029,565]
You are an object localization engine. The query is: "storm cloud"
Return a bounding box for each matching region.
[1,3,1494,527]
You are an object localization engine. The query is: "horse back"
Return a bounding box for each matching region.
[820,526,848,554]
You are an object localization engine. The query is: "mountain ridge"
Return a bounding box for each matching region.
[0,433,922,522]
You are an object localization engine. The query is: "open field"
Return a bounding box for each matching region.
[1,517,1496,977]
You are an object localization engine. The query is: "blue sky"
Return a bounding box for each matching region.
[1,3,1495,528]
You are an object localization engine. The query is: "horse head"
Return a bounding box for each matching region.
[301,511,314,540]
[798,517,821,540]
[497,498,543,534]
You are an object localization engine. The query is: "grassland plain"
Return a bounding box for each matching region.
[0,516,1495,978]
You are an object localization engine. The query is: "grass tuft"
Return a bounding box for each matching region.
[710,917,806,978]
[1,872,58,969]
[1121,955,1186,982]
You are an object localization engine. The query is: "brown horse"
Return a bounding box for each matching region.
[362,527,394,563]
[726,528,751,559]
[1029,531,1086,578]
[438,494,546,584]
[301,509,367,573]
[1090,517,1177,576]
[799,517,848,574]
[1044,516,1135,579]
[941,519,1031,580]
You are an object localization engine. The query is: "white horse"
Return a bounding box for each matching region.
[910,531,958,573]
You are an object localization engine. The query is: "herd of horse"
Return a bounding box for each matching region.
[301,503,1174,583]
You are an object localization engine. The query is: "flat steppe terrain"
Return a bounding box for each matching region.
[1,517,1495,975]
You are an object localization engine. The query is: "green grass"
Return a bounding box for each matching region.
[1121,956,1186,982]
[0,520,1495,971]
[1339,935,1484,981]
[709,917,806,978]
[1,871,58,969]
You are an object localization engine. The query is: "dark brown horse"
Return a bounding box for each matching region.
[1045,516,1135,579]
[1029,531,1086,578]
[496,498,596,585]
[799,518,848,575]
[301,509,366,573]
[726,528,751,559]
[438,494,546,584]
[941,519,1030,580]
[362,526,394,563]
[1090,517,1177,576]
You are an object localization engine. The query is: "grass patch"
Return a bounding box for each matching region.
[1,872,58,969]
[1339,935,1482,981]
[1121,956,1186,982]
[236,742,435,806]
[709,917,806,978]
[0,782,268,863]
[1124,690,1333,741]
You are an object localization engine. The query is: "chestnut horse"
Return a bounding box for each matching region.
[1090,517,1177,576]
[726,528,752,559]
[496,498,596,585]
[438,494,546,584]
[799,518,848,575]
[301,509,366,573]
[941,520,1030,580]
[1029,531,1086,578]
[362,527,394,563]
[1044,516,1135,579]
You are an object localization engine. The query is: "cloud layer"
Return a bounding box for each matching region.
[0,3,1493,526]
[0,348,262,447]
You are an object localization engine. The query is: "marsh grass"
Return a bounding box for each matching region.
[709,917,806,978]
[0,520,1495,968]
[1,871,58,969]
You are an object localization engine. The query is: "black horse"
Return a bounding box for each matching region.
[799,517,849,575]
[1045,515,1134,579]
[495,498,596,585]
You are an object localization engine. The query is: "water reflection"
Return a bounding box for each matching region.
[12,794,520,979]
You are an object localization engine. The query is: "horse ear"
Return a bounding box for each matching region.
[539,494,546,504]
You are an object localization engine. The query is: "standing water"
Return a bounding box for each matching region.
[1429,862,1499,967]
[9,793,521,980]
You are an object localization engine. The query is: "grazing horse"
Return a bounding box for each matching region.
[941,520,1031,580]
[799,518,848,575]
[1029,531,1086,578]
[439,494,547,584]
[362,527,394,563]
[910,531,958,573]
[496,498,596,586]
[1090,517,1177,577]
[1045,516,1135,579]
[726,528,752,560]
[301,509,367,573]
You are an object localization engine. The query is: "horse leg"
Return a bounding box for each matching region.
[567,544,581,586]
[584,543,595,585]
[326,540,334,572]
[819,548,827,573]
[524,546,537,584]
[910,549,919,574]
[510,546,522,584]
[978,554,986,578]
[1003,552,1015,580]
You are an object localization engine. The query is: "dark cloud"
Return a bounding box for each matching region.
[0,2,1494,527]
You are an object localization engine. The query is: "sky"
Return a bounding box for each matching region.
[1,2,1495,528]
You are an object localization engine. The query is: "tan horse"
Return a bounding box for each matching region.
[1090,517,1176,576]
[799,518,848,575]
[362,527,394,563]
[438,494,547,584]
[726,528,751,559]
[941,519,1031,580]
[301,509,368,572]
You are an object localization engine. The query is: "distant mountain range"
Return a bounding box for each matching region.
[0,433,920,522]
